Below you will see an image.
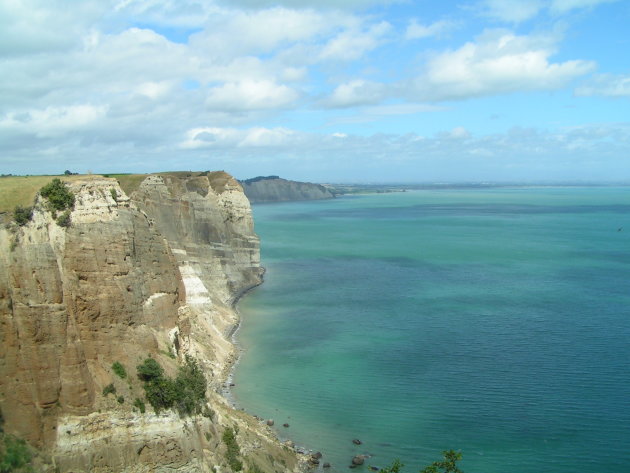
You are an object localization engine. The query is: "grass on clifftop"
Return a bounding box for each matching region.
[0,175,83,214]
[0,171,236,216]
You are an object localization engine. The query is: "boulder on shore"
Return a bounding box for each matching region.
[352,455,365,466]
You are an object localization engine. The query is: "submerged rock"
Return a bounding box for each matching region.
[352,455,365,465]
[352,439,362,445]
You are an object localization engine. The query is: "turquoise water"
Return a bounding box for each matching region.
[233,188,630,473]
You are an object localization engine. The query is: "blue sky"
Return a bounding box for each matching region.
[0,0,629,183]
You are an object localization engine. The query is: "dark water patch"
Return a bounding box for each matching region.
[300,203,630,221]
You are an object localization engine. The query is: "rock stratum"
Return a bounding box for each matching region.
[240,176,334,203]
[0,172,306,473]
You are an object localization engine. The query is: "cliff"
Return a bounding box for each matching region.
[0,172,305,472]
[240,176,334,203]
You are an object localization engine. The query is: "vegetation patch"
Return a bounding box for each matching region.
[39,178,75,212]
[420,450,463,473]
[133,398,146,414]
[136,356,207,415]
[56,210,71,227]
[112,361,127,379]
[102,383,116,396]
[12,206,33,227]
[0,434,33,473]
[222,427,243,472]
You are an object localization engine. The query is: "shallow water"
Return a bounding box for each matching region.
[233,188,630,473]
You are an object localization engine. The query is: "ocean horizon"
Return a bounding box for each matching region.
[233,187,630,473]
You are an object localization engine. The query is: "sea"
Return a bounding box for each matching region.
[232,187,630,473]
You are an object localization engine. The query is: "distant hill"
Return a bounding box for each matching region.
[240,176,335,203]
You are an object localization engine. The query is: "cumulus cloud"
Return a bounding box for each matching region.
[218,0,402,10]
[575,74,630,97]
[480,0,620,22]
[406,19,457,40]
[0,105,108,138]
[324,80,387,107]
[319,21,391,61]
[409,30,595,101]
[550,0,620,14]
[481,0,544,22]
[181,126,297,149]
[205,80,299,111]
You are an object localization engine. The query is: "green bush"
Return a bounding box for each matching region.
[420,450,463,473]
[137,358,163,382]
[0,435,32,473]
[117,396,125,404]
[102,383,116,396]
[143,377,177,413]
[173,356,206,415]
[12,206,33,226]
[112,361,127,379]
[222,427,242,472]
[110,188,118,202]
[136,356,207,415]
[56,210,71,227]
[40,178,74,211]
[133,398,146,414]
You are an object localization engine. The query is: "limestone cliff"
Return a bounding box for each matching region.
[0,173,304,472]
[240,176,334,203]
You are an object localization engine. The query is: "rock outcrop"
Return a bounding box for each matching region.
[240,176,334,203]
[0,172,304,472]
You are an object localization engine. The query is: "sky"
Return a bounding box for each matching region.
[1,0,629,183]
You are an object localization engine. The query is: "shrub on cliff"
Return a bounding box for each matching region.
[137,356,207,415]
[222,427,243,472]
[56,210,71,227]
[137,358,163,382]
[420,450,463,473]
[39,178,74,212]
[12,206,33,226]
[102,383,116,396]
[0,435,33,473]
[381,451,463,473]
[112,361,127,379]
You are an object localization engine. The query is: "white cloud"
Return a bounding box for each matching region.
[189,7,341,59]
[575,74,630,97]
[480,0,620,22]
[180,126,296,149]
[218,0,402,9]
[0,0,108,56]
[410,30,595,101]
[550,0,620,14]
[481,0,544,22]
[319,21,391,61]
[205,80,299,111]
[325,80,387,107]
[449,126,471,139]
[406,19,457,39]
[0,104,108,138]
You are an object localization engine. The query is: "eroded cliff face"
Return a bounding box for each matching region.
[240,177,334,203]
[0,173,303,473]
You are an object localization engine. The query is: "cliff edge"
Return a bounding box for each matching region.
[240,176,334,203]
[0,172,305,472]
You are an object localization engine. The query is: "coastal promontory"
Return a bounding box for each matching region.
[240,176,335,203]
[0,172,306,472]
